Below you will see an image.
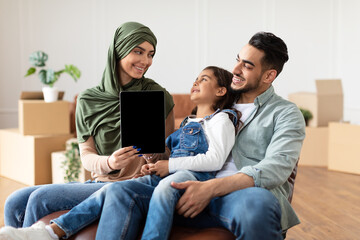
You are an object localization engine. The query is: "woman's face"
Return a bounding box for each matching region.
[118,41,155,85]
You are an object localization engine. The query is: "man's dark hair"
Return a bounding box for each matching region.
[249,32,289,77]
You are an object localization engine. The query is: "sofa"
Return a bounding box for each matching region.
[39,93,297,239]
[171,94,196,129]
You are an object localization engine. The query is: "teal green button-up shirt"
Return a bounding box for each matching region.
[232,85,305,231]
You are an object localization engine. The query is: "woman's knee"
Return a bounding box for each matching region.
[4,186,39,227]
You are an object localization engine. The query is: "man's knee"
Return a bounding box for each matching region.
[223,188,281,223]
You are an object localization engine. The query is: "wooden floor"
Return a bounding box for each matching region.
[1,167,360,239]
[286,167,360,240]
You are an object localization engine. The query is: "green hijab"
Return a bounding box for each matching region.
[76,22,174,155]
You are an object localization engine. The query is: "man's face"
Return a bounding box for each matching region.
[231,44,266,95]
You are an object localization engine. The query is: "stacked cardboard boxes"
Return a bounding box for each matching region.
[288,79,343,167]
[328,122,360,175]
[0,92,73,185]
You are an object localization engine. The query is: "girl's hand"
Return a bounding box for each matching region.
[107,146,141,170]
[141,163,155,175]
[149,160,169,178]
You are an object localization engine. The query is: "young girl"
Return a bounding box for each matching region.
[139,66,241,240]
[0,66,241,240]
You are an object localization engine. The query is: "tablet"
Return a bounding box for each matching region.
[120,91,165,154]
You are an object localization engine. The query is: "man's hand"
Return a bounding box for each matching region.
[171,180,213,218]
[149,160,169,177]
[172,173,255,218]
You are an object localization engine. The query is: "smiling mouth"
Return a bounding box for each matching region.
[232,75,245,85]
[134,66,145,72]
[191,88,200,93]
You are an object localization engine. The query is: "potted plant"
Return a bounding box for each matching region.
[299,108,313,126]
[62,139,82,182]
[25,51,81,102]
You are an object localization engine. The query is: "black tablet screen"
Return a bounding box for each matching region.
[120,91,165,154]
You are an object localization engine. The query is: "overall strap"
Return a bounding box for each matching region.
[180,108,239,128]
[220,109,239,128]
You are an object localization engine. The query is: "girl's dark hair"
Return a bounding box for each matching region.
[191,66,242,132]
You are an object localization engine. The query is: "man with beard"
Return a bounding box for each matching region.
[170,32,305,239]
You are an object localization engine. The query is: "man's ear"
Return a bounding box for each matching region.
[263,69,277,84]
[216,87,227,97]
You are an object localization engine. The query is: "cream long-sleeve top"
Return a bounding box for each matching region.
[168,112,235,173]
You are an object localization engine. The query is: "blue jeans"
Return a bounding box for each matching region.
[4,181,107,227]
[52,179,282,240]
[52,170,213,239]
[173,187,283,240]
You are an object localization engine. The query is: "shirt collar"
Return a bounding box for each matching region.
[254,85,274,107]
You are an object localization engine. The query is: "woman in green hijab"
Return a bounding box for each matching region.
[4,22,175,228]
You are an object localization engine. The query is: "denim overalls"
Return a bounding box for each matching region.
[165,109,238,181]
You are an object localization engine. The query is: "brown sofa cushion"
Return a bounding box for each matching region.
[38,211,235,240]
[172,94,196,129]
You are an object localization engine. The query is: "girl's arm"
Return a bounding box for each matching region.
[168,112,235,172]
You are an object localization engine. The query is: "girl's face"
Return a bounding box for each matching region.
[190,69,226,106]
[117,41,155,85]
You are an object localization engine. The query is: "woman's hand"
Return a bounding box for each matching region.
[149,160,169,177]
[107,146,141,170]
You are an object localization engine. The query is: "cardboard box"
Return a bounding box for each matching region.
[0,128,73,185]
[299,127,328,167]
[288,79,343,127]
[51,151,91,183]
[18,91,70,135]
[328,122,360,175]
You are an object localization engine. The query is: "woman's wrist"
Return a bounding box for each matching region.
[107,156,115,170]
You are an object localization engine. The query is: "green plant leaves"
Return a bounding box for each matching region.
[62,141,81,182]
[25,51,81,87]
[39,69,56,87]
[29,51,48,67]
[65,64,81,82]
[299,108,313,120]
[25,67,36,77]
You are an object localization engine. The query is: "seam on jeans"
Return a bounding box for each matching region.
[121,196,136,240]
[121,194,151,240]
[120,194,151,239]
[18,212,25,226]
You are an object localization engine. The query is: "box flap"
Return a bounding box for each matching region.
[316,79,343,95]
[20,91,64,100]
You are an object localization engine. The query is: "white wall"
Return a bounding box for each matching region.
[1,0,360,128]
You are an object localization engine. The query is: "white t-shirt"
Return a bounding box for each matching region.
[215,103,256,178]
[168,112,235,173]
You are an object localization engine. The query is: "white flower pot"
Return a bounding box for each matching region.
[42,86,59,102]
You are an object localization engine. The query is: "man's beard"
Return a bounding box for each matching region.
[230,76,261,95]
